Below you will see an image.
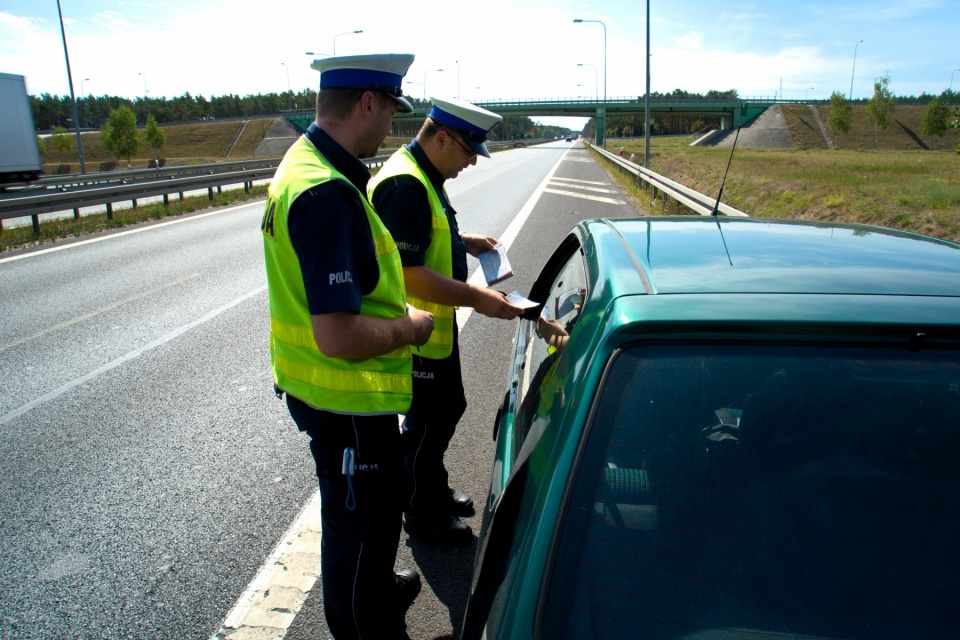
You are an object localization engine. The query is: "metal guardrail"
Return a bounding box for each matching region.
[0,153,397,233]
[0,165,283,234]
[25,158,283,190]
[589,143,747,217]
[3,167,276,220]
[0,139,550,234]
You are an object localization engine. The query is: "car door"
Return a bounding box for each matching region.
[463,233,588,639]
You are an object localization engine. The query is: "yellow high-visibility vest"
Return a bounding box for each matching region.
[369,147,454,359]
[262,135,411,414]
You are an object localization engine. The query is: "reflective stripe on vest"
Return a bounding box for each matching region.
[369,147,455,359]
[262,135,412,414]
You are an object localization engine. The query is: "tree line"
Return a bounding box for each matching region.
[30,89,308,130]
[30,87,573,145]
[30,82,960,155]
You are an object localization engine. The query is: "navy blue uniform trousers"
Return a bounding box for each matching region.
[402,330,468,515]
[287,395,408,640]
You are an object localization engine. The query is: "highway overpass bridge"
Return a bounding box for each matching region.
[282,96,776,145]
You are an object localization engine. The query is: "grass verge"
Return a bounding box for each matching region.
[601,137,960,244]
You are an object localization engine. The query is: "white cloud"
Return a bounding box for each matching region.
[1,0,953,105]
[675,33,703,50]
[90,10,139,32]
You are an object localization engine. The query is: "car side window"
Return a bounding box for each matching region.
[513,248,587,452]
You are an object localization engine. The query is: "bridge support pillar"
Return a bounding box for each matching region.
[596,105,605,147]
[733,105,744,128]
[721,115,732,130]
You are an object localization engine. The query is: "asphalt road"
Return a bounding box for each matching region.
[0,139,639,640]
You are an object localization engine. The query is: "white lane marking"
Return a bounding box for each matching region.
[211,492,322,639]
[550,177,607,186]
[549,182,620,195]
[543,188,625,206]
[0,285,266,427]
[0,201,262,265]
[0,273,201,353]
[221,148,574,639]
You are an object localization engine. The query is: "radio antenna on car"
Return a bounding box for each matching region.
[712,125,741,217]
[713,125,741,266]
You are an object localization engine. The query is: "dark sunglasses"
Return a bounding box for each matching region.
[444,129,477,158]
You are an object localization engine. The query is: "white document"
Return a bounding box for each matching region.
[478,243,513,285]
[505,290,539,309]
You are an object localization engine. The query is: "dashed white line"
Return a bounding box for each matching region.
[550,177,607,186]
[0,284,266,427]
[0,273,200,352]
[543,187,625,205]
[0,201,259,265]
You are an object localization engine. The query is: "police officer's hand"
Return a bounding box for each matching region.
[461,233,499,258]
[473,287,524,320]
[406,304,435,346]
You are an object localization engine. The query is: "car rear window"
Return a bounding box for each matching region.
[542,342,960,639]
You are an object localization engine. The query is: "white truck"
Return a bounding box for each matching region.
[0,72,43,186]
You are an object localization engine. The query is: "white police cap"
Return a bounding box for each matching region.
[311,53,415,113]
[428,97,503,158]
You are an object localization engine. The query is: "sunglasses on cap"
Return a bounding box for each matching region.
[368,83,405,97]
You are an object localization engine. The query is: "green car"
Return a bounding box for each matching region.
[461,217,960,640]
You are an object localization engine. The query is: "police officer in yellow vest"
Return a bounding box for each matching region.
[370,98,523,546]
[261,53,434,640]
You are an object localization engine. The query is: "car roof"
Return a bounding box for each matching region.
[582,217,960,299]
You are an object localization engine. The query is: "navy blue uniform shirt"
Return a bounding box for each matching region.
[371,139,468,283]
[288,123,379,315]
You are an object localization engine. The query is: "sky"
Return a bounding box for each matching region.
[1,0,958,130]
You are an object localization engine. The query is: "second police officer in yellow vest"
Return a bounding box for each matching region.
[370,98,523,545]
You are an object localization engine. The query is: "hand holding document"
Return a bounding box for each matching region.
[478,243,513,285]
[505,290,538,309]
[476,242,536,310]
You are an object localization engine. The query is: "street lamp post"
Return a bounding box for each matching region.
[333,30,362,55]
[806,87,815,101]
[849,39,863,101]
[281,62,291,109]
[644,0,650,166]
[404,80,419,102]
[950,68,960,94]
[138,72,149,122]
[80,77,90,128]
[423,68,443,101]
[56,0,85,174]
[573,18,607,148]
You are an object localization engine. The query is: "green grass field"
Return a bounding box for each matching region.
[606,105,960,244]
